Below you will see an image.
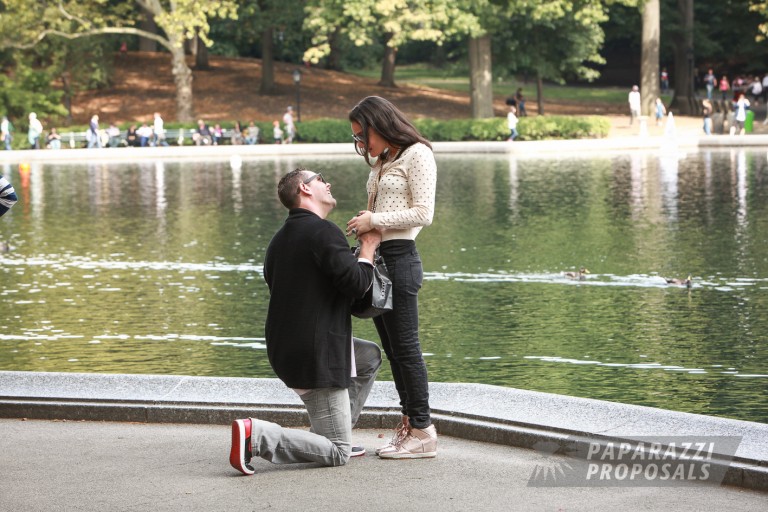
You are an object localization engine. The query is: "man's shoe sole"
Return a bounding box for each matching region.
[230,419,255,475]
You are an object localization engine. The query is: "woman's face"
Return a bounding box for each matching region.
[351,120,390,158]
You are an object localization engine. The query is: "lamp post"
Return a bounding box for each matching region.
[292,69,302,123]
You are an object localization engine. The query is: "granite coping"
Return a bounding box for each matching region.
[1,371,766,467]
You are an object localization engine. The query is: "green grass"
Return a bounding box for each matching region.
[348,64,675,107]
[351,64,469,92]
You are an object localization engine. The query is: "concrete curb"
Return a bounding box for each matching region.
[1,371,766,491]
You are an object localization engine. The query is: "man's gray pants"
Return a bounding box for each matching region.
[249,337,382,467]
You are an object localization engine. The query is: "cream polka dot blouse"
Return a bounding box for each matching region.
[367,142,436,242]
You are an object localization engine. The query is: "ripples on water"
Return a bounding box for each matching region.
[1,150,768,423]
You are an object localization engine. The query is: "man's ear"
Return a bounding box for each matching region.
[297,181,314,200]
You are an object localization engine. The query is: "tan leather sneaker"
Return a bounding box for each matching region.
[378,424,437,459]
[375,416,410,455]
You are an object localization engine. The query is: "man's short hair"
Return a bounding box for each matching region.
[277,168,311,209]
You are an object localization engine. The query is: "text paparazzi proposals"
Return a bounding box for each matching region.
[528,436,742,487]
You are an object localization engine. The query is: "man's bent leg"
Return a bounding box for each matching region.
[301,388,352,464]
[248,388,352,467]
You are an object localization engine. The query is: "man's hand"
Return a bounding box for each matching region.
[357,230,381,263]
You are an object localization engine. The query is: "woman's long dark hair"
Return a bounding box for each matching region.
[348,96,432,167]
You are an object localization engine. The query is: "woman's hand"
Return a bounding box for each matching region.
[346,211,373,238]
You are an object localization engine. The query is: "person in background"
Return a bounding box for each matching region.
[0,174,17,217]
[231,121,244,145]
[660,68,669,93]
[212,123,224,145]
[87,114,102,149]
[28,112,43,149]
[703,69,716,100]
[702,99,713,135]
[107,124,122,148]
[245,122,259,144]
[1,115,13,150]
[272,120,283,144]
[763,73,768,125]
[762,72,768,106]
[507,104,519,141]
[655,97,667,126]
[346,96,438,459]
[719,75,730,101]
[229,168,382,476]
[628,85,641,126]
[46,127,62,149]
[282,106,295,144]
[731,93,750,136]
[749,76,763,105]
[152,112,168,147]
[137,123,153,147]
[732,76,745,97]
[515,88,527,116]
[126,125,138,147]
[193,119,212,146]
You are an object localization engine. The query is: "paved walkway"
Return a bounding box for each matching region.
[1,371,767,511]
[3,418,767,512]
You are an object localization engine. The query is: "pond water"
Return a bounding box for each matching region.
[1,148,767,424]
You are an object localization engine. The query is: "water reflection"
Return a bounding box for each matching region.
[1,149,768,423]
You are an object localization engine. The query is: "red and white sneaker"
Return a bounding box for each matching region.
[230,419,255,475]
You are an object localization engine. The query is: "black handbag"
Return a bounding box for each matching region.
[351,251,393,319]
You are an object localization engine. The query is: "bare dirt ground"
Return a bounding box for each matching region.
[72,52,765,137]
[72,52,624,124]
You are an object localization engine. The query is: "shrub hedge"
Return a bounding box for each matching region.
[293,115,610,142]
[54,115,610,144]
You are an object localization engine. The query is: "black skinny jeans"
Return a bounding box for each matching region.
[373,239,431,429]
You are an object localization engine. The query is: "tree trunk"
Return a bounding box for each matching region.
[170,46,194,123]
[260,27,275,94]
[185,35,196,56]
[326,28,342,71]
[60,72,73,125]
[671,0,694,114]
[640,0,661,116]
[469,35,493,118]
[139,8,158,52]
[195,33,210,70]
[378,33,397,87]
[536,71,544,116]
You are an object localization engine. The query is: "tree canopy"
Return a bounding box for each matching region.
[0,0,238,122]
[303,0,480,86]
[1,0,767,124]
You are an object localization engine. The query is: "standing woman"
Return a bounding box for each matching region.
[719,75,730,101]
[346,96,437,459]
